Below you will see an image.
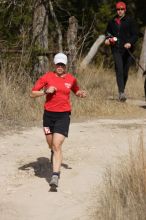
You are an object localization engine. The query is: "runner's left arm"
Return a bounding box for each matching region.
[71,78,86,98]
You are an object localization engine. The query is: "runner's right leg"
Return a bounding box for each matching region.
[46,134,54,164]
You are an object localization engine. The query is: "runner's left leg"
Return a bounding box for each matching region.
[49,133,65,188]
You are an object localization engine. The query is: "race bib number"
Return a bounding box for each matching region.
[43,127,51,135]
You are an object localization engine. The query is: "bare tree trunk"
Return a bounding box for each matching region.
[67,16,78,74]
[32,0,49,75]
[49,0,63,52]
[138,27,146,76]
[79,35,105,69]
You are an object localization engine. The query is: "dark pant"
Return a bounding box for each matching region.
[113,50,132,93]
[43,110,71,137]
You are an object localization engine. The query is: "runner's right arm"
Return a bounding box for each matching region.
[30,74,47,98]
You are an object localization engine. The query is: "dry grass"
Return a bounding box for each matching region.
[0,60,146,127]
[72,65,146,119]
[96,131,146,220]
[0,61,44,127]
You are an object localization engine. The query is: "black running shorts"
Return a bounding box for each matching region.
[43,110,71,137]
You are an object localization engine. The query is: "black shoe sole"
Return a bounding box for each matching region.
[49,182,58,187]
[49,185,57,192]
[120,98,126,102]
[119,97,127,102]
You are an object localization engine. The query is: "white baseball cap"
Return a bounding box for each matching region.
[54,53,67,65]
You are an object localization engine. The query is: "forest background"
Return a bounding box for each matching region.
[0,0,145,69]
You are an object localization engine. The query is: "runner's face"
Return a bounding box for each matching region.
[55,63,66,75]
[116,8,125,17]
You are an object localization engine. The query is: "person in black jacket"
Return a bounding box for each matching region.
[105,1,138,102]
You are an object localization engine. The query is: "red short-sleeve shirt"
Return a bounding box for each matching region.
[32,72,80,112]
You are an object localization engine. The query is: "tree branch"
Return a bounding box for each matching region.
[49,0,63,52]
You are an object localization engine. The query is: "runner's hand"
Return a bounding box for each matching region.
[124,43,131,49]
[76,90,87,98]
[45,86,57,94]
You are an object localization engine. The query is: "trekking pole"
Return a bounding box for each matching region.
[127,49,146,75]
[127,49,146,101]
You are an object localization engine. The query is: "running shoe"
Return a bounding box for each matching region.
[49,175,59,187]
[119,93,127,102]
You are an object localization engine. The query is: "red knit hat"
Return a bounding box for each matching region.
[116,1,126,10]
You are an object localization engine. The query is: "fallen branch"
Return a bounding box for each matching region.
[80,35,105,69]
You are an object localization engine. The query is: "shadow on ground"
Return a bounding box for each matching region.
[140,105,146,109]
[19,157,53,183]
[19,157,72,191]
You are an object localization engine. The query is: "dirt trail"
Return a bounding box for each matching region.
[1,118,146,220]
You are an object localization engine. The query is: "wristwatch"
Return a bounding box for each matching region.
[43,88,47,94]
